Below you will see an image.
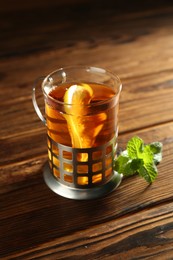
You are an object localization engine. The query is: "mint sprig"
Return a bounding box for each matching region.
[113,136,163,183]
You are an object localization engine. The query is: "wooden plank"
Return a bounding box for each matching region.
[1,1,173,75]
[0,156,47,193]
[0,99,45,138]
[1,26,173,85]
[0,0,91,12]
[3,202,172,260]
[0,122,172,258]
[0,129,47,165]
[1,0,173,59]
[0,197,172,259]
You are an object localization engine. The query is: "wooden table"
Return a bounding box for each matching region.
[1,0,173,259]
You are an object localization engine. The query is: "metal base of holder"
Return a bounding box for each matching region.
[43,163,123,200]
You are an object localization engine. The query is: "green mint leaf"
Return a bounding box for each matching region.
[123,159,143,176]
[142,145,154,164]
[113,136,163,184]
[131,158,144,171]
[149,142,163,165]
[113,154,129,174]
[127,136,144,159]
[123,161,135,176]
[138,163,158,183]
[150,142,162,154]
[153,153,162,165]
[114,155,144,177]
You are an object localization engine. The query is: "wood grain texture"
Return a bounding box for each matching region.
[0,123,173,258]
[0,0,173,259]
[4,202,172,260]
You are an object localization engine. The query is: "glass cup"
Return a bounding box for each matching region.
[32,66,122,200]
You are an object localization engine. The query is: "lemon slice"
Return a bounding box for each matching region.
[64,83,93,106]
[64,83,107,159]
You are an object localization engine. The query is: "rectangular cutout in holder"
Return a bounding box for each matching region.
[63,150,72,160]
[92,162,103,173]
[77,164,88,174]
[47,134,116,188]
[92,173,102,183]
[63,162,73,173]
[53,167,60,179]
[52,144,59,155]
[92,150,103,160]
[106,144,113,155]
[77,176,88,185]
[105,167,112,178]
[77,152,88,162]
[53,156,60,167]
[64,174,73,183]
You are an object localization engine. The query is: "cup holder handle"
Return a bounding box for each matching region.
[32,77,47,126]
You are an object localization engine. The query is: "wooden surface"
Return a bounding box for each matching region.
[0,0,173,259]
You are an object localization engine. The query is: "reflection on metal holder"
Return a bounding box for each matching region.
[43,135,122,200]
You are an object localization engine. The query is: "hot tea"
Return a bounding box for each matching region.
[45,82,119,185]
[33,66,122,199]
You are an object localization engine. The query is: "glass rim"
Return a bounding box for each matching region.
[42,65,122,107]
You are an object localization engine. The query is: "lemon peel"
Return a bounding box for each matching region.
[63,83,107,159]
[64,83,93,106]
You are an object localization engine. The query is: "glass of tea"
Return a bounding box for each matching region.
[32,66,122,200]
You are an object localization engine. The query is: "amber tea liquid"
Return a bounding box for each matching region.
[45,82,118,185]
